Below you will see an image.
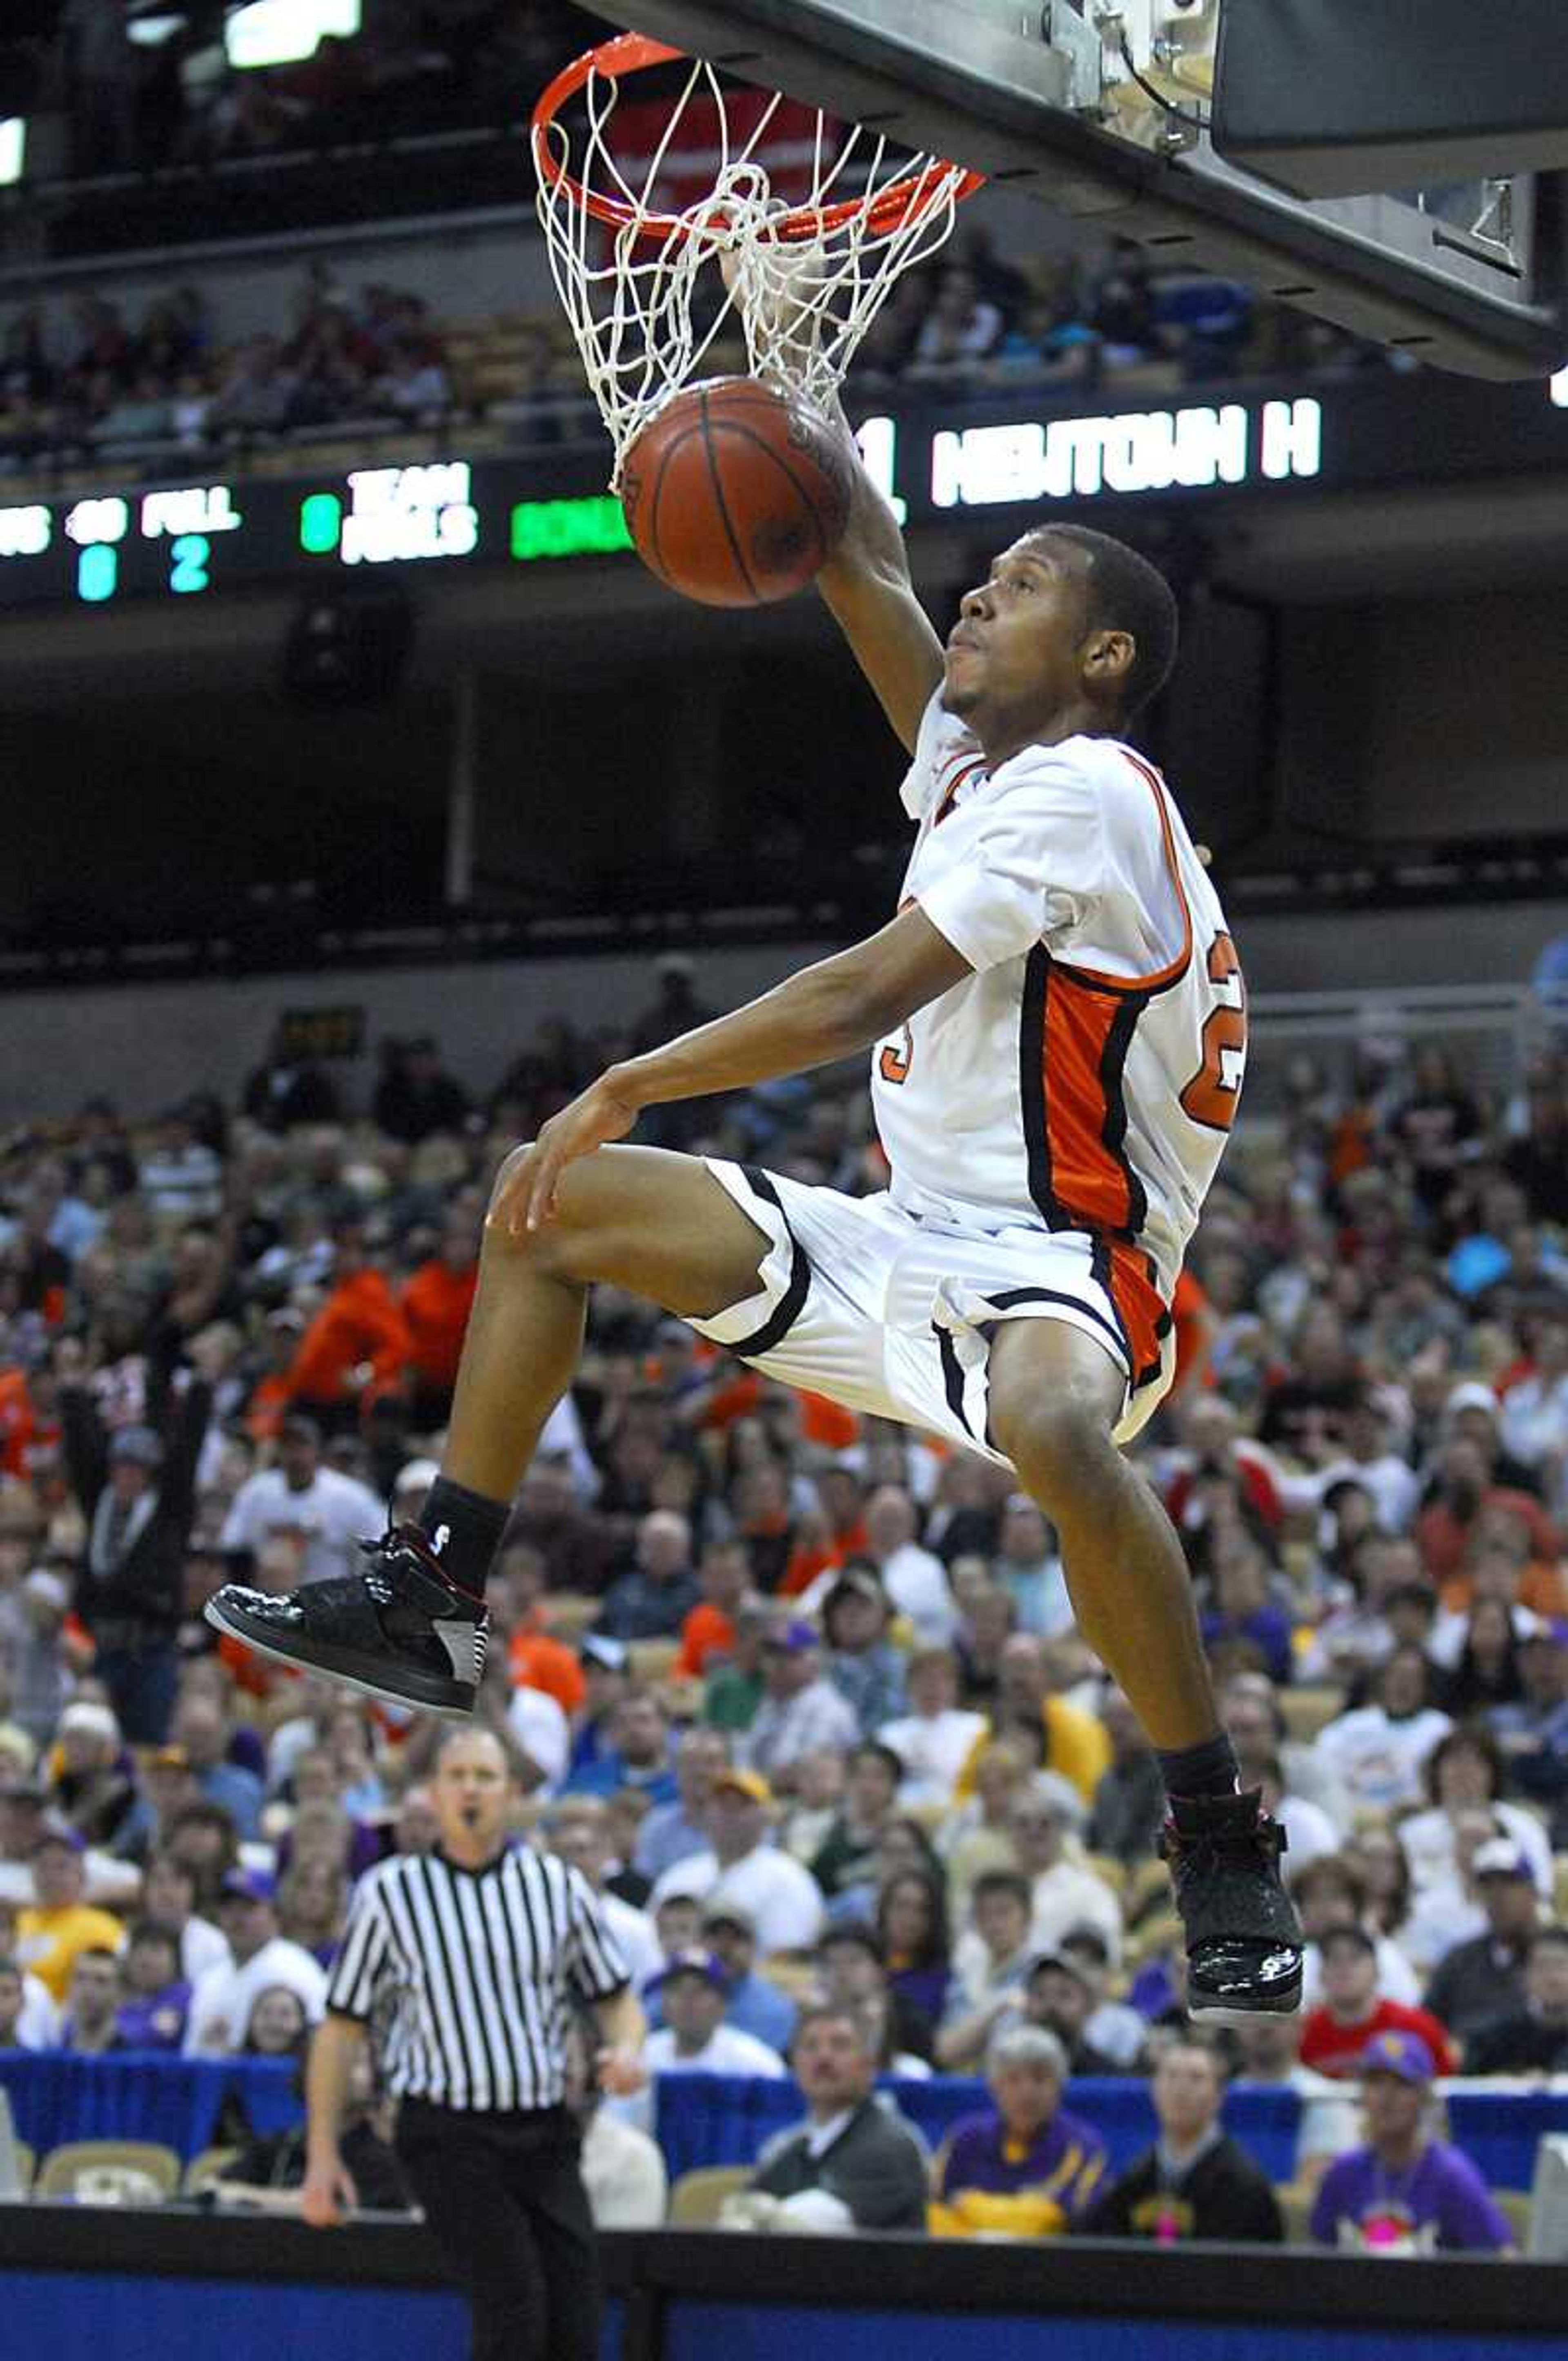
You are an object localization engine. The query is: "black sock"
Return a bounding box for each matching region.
[1157,1731,1241,1802]
[415,1477,509,1596]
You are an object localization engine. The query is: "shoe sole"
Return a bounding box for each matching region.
[204,1596,477,1721]
[1189,1983,1304,2026]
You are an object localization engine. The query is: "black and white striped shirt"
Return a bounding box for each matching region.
[326,1844,630,2112]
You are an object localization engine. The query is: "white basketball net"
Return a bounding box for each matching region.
[532,47,976,485]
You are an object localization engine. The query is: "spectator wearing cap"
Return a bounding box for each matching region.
[1464,1923,1568,2072]
[673,1538,749,1679]
[738,2005,928,2232]
[59,1351,213,1744]
[1021,1949,1125,2076]
[115,1917,191,2049]
[1490,1626,1568,1844]
[58,1944,127,2055]
[1300,1925,1457,2079]
[633,1949,787,2105]
[1422,1838,1541,2041]
[742,1621,858,1785]
[649,1769,826,1956]
[0,1895,61,2044]
[560,1688,676,1807]
[875,1648,986,1808]
[595,1510,701,1644]
[809,1742,902,1907]
[1314,1647,1454,1812]
[1082,2035,1283,2245]
[219,1413,385,1590]
[1311,2029,1512,2253]
[567,1635,630,1781]
[862,1487,958,1647]
[183,1866,328,2054]
[700,1898,797,2050]
[931,2023,1108,2238]
[633,1728,731,1884]
[820,1563,906,1737]
[399,1204,479,1430]
[14,1828,126,2001]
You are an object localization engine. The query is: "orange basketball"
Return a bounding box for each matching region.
[619,376,853,608]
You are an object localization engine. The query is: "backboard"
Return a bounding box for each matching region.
[583,0,1565,381]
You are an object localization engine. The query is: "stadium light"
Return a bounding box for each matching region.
[0,120,24,187]
[225,0,360,71]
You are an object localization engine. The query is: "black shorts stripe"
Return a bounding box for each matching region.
[727,1166,812,1360]
[984,1283,1129,1369]
[932,1323,975,1438]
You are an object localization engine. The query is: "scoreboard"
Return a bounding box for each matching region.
[0,377,1559,610]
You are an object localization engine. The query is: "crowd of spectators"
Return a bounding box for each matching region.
[0,263,452,473]
[1,980,1567,2249]
[0,218,1407,485]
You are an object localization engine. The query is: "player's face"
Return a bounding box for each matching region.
[943,536,1096,737]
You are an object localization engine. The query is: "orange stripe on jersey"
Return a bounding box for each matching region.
[1023,957,1150,1240]
[1055,749,1192,996]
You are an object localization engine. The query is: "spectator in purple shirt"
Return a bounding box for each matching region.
[1311,2029,1514,2254]
[114,1918,191,2049]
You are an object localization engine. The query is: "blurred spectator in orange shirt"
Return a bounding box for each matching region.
[401,1206,479,1428]
[676,1537,751,1677]
[497,1541,588,1717]
[285,1223,410,1434]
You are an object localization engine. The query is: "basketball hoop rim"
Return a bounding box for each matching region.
[530,29,986,245]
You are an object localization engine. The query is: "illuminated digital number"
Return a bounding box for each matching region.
[77,545,118,604]
[169,535,212,595]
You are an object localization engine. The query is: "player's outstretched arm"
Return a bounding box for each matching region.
[495,905,970,1234]
[815,396,945,755]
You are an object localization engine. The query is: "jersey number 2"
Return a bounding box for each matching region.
[1180,934,1247,1131]
[879,1025,913,1085]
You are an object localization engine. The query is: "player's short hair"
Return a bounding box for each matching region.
[1027,523,1179,719]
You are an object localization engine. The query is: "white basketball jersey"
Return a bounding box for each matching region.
[870,695,1245,1379]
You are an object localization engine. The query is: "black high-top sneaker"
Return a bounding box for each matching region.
[205,1525,487,1718]
[1160,1787,1304,2020]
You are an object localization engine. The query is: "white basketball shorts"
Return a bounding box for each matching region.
[684,1159,1175,1461]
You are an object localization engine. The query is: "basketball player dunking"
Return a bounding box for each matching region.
[209,430,1303,2018]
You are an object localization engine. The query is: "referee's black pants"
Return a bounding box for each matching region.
[395,2098,601,2361]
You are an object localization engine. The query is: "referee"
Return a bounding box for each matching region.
[303,1727,646,2361]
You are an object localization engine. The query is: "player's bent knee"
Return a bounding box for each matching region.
[990,1392,1117,1509]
